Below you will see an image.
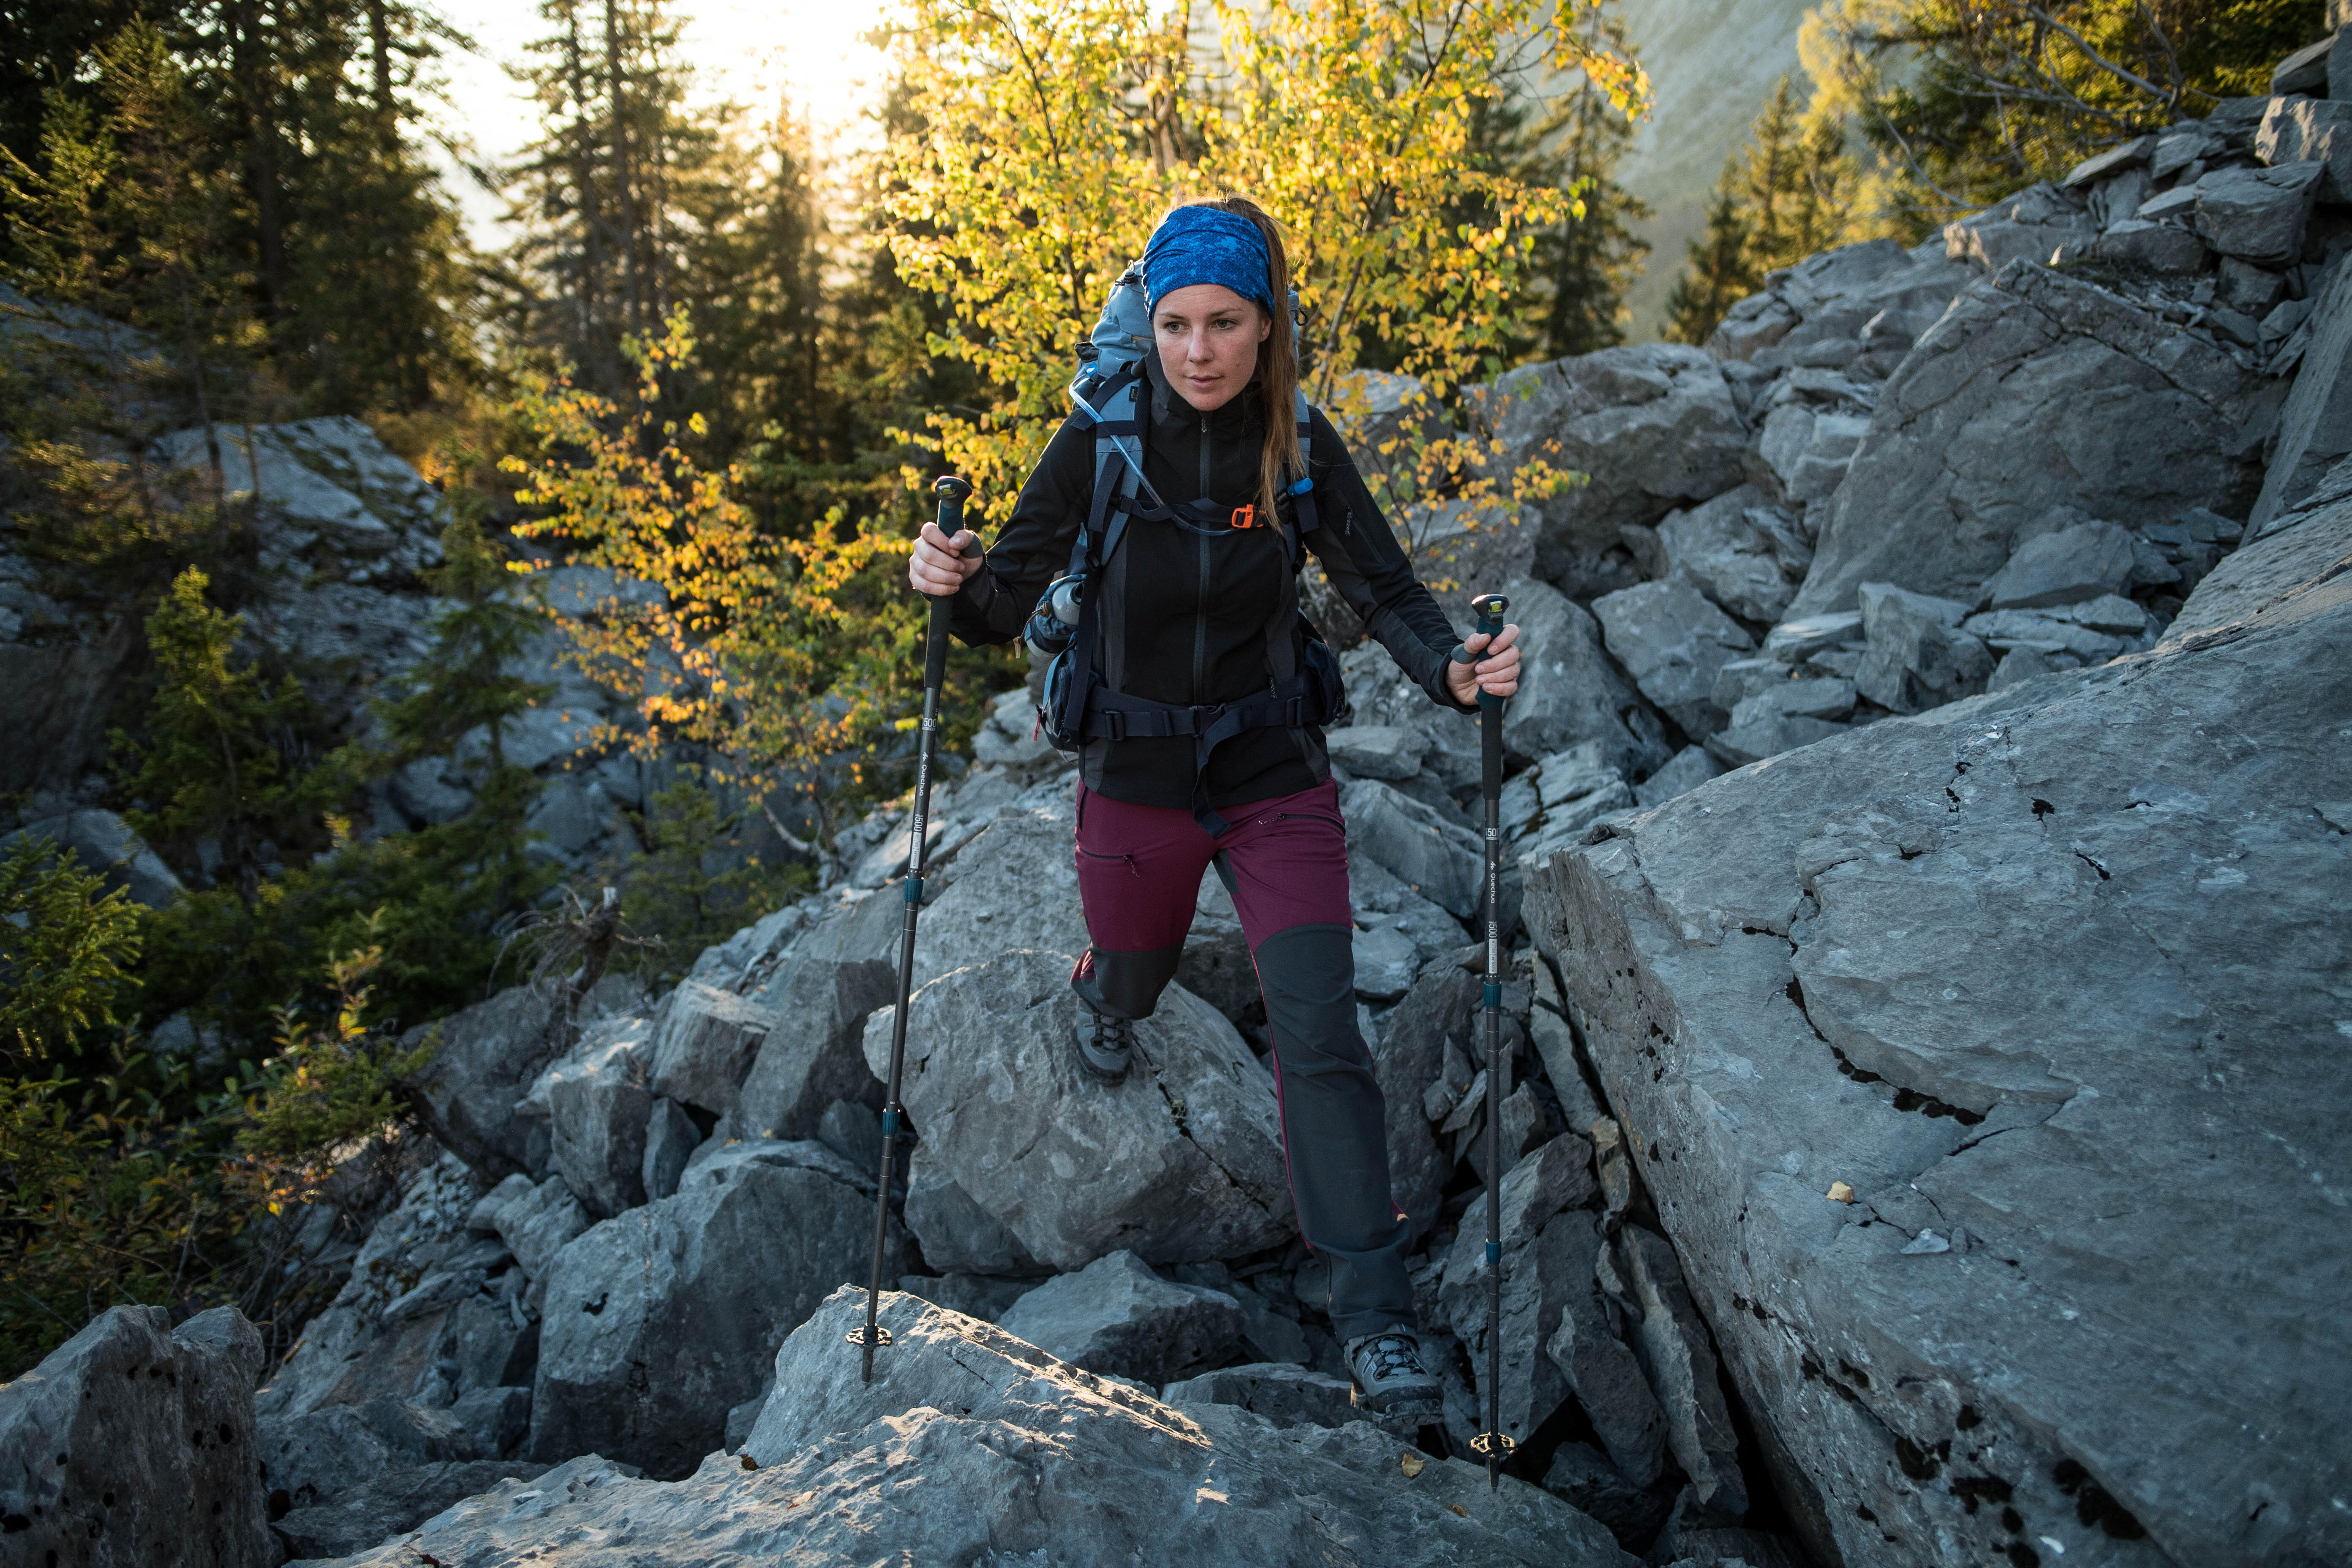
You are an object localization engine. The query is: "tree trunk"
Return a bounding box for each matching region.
[230,0,286,324]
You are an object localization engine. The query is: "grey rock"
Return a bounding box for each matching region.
[405,976,640,1178]
[1325,723,1429,780]
[2270,33,2337,94]
[814,1097,884,1173]
[255,1152,492,1420]
[1634,746,1725,810]
[1658,488,1809,623]
[0,808,182,907]
[1353,921,1423,1001]
[648,980,773,1117]
[1855,581,1993,714]
[486,1173,591,1283]
[1592,580,1757,739]
[2253,250,2352,529]
[1960,607,2129,661]
[2258,95,2352,203]
[2097,214,2213,273]
[1977,519,2140,609]
[2061,135,2155,188]
[729,947,894,1141]
[0,1304,270,1568]
[862,948,1291,1273]
[258,1396,475,1514]
[272,1459,549,1561]
[1759,403,1873,505]
[447,1384,532,1457]
[1705,712,1851,769]
[1987,644,2065,691]
[2192,161,2325,265]
[1944,182,2099,270]
[1343,777,1484,919]
[2219,256,2289,314]
[1541,1442,1675,1549]
[1376,964,1485,1246]
[1543,1249,1671,1488]
[1728,677,1856,725]
[1712,241,1976,366]
[1495,577,1673,779]
[541,1014,655,1218]
[335,1289,1635,1567]
[1793,263,2271,615]
[994,1250,1248,1384]
[1352,847,1474,964]
[1162,1362,1362,1429]
[1709,656,1792,712]
[529,1149,877,1478]
[1763,611,1866,666]
[1474,345,1752,591]
[1616,1227,1745,1514]
[1514,744,1638,868]
[1437,1135,1600,1448]
[904,800,1091,988]
[640,1096,699,1202]
[2161,474,2352,646]
[1520,545,2352,1566]
[895,1271,1041,1323]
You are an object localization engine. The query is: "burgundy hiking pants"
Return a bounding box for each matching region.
[1070,777,1414,1341]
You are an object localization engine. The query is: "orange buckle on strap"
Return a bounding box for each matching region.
[1229,504,1262,530]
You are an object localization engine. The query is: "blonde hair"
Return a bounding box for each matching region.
[1176,195,1302,518]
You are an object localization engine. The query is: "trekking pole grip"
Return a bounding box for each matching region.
[927,476,973,689]
[1471,592,1508,712]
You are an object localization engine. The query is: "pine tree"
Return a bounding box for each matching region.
[1661,75,1856,345]
[114,568,353,904]
[1663,173,1756,347]
[1539,5,1654,358]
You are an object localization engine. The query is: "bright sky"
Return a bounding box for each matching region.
[432,0,895,245]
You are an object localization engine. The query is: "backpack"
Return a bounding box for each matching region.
[1026,260,1346,836]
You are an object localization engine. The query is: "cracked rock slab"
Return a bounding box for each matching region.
[861,947,1293,1273]
[1522,560,2352,1567]
[1791,262,2274,616]
[331,1289,1635,1568]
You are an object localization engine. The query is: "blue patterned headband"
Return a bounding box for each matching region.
[1142,205,1273,315]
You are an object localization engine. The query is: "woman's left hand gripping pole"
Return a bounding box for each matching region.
[855,474,973,1382]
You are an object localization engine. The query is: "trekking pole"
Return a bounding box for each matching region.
[1457,591,1514,1489]
[853,473,972,1383]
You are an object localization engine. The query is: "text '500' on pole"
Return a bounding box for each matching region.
[852,474,973,1381]
[1454,591,1516,1488]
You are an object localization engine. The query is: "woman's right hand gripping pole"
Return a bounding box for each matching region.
[910,518,983,596]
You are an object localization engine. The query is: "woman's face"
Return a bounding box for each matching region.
[1154,283,1270,412]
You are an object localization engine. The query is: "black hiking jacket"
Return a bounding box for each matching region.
[949,353,1471,813]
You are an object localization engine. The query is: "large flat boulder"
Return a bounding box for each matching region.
[0,1305,271,1568]
[1790,262,2274,615]
[528,1143,877,1478]
[862,948,1292,1273]
[1520,541,2352,1566]
[329,1289,1635,1567]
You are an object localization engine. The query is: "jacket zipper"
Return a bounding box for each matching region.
[1194,412,1211,702]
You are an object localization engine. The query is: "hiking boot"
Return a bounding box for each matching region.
[1073,1004,1134,1083]
[1343,1324,1443,1417]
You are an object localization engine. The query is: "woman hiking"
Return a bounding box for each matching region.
[906,196,1522,1418]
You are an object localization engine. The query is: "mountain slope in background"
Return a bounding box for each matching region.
[1614,0,1816,338]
